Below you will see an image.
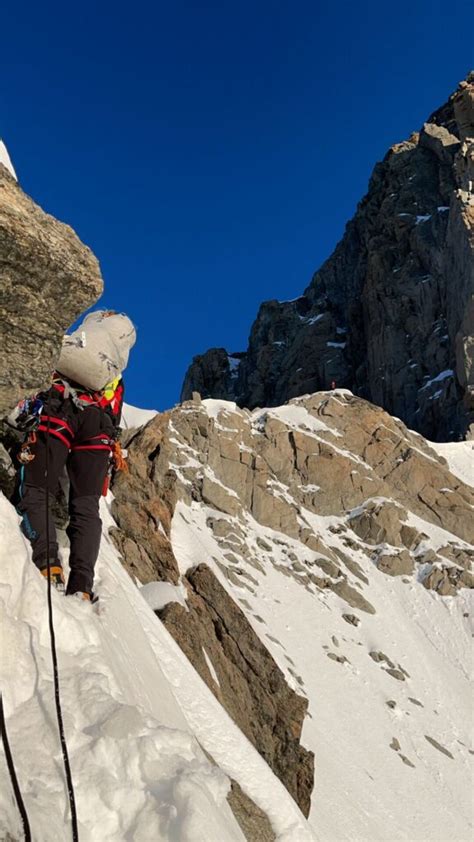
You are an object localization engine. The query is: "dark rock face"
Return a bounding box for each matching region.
[0,164,103,416]
[159,564,314,817]
[181,75,474,441]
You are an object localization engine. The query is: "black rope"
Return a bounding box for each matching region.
[0,691,32,842]
[45,417,79,842]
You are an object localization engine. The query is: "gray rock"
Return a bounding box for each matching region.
[377,550,415,577]
[327,652,349,664]
[424,735,454,759]
[342,613,360,626]
[385,668,406,682]
[0,165,103,416]
[159,564,315,816]
[369,651,396,669]
[228,780,276,842]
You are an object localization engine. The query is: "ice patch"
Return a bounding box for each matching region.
[420,370,454,391]
[203,647,221,687]
[121,402,158,429]
[203,399,238,419]
[140,580,188,611]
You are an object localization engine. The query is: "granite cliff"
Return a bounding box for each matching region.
[182,75,474,441]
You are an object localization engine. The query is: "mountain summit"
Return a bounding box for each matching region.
[181,75,474,442]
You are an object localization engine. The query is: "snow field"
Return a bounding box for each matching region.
[170,494,473,842]
[0,495,245,842]
[0,491,316,841]
[429,440,474,488]
[121,402,158,430]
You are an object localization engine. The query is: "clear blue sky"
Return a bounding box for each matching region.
[2,1,472,409]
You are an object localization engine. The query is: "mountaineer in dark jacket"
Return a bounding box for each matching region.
[11,310,135,600]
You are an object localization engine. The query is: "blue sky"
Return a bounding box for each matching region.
[2,1,472,409]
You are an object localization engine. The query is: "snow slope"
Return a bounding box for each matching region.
[121,402,158,430]
[429,440,474,488]
[171,500,473,842]
[165,399,473,842]
[0,491,315,842]
[0,141,17,180]
[1,400,472,842]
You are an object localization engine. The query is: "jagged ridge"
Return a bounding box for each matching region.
[181,74,474,442]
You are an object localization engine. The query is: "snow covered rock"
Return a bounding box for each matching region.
[110,390,473,839]
[159,563,314,816]
[0,159,103,415]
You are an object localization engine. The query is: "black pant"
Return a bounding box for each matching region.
[16,394,114,595]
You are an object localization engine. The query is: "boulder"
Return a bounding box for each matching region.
[377,550,415,577]
[0,164,103,415]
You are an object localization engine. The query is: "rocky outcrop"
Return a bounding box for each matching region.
[159,564,314,816]
[111,407,316,815]
[111,389,473,822]
[113,390,473,599]
[181,75,474,441]
[0,162,103,416]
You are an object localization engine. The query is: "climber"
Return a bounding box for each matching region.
[10,310,136,600]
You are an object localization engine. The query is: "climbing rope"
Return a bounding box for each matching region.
[44,416,79,841]
[0,691,32,842]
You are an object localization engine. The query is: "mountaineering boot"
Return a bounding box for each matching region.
[40,563,65,594]
[70,591,91,602]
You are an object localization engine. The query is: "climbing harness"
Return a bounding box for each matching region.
[0,692,32,842]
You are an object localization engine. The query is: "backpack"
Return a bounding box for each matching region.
[56,310,136,391]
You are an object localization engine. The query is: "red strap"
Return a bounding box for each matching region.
[74,435,114,448]
[37,425,71,448]
[71,444,112,452]
[41,415,74,438]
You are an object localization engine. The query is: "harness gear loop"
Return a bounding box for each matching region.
[18,431,37,465]
[112,440,128,473]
